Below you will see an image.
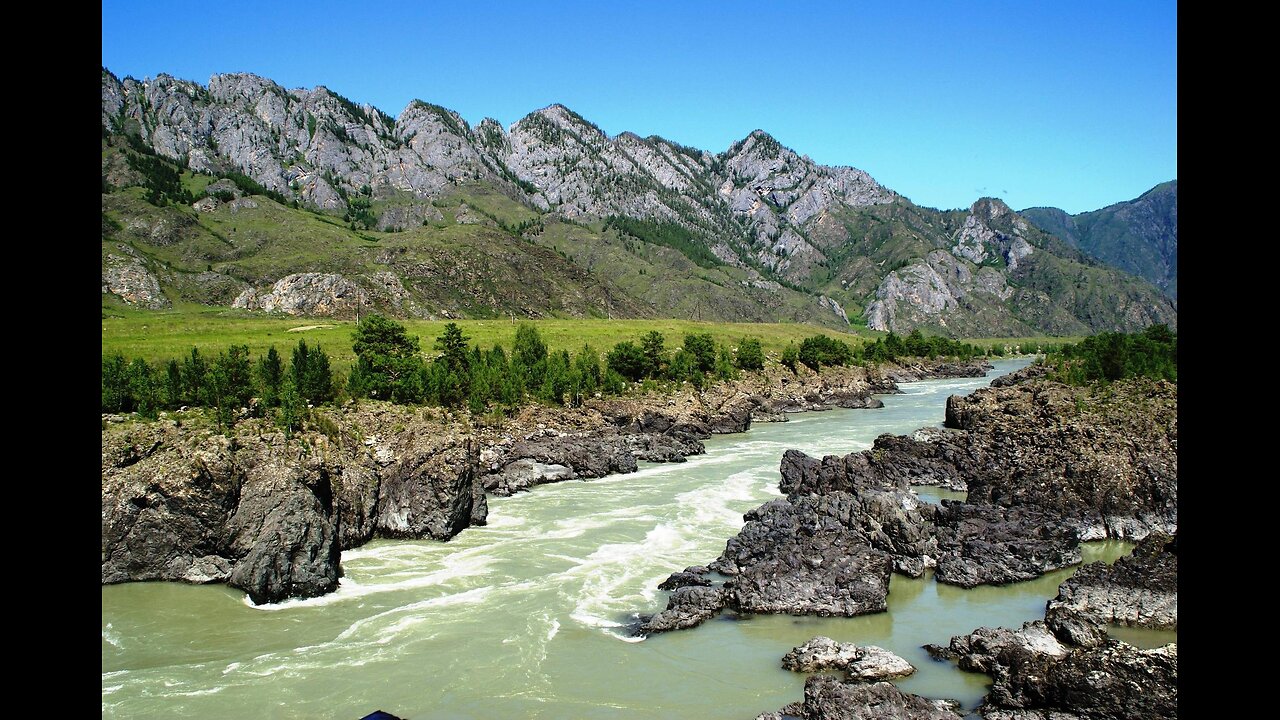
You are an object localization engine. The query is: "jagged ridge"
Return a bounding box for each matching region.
[101,67,1176,335]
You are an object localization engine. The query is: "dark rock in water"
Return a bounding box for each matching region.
[883,359,993,383]
[509,433,638,479]
[933,503,1082,587]
[763,391,884,414]
[624,431,705,463]
[102,413,488,604]
[483,458,576,495]
[943,620,1177,720]
[777,448,887,496]
[708,395,757,434]
[657,569,711,591]
[946,621,1072,675]
[636,586,727,634]
[781,636,915,680]
[1043,606,1108,649]
[777,676,962,720]
[722,498,895,616]
[989,361,1050,387]
[863,431,971,492]
[376,438,480,540]
[779,433,974,496]
[481,431,650,495]
[225,458,340,604]
[1047,531,1178,628]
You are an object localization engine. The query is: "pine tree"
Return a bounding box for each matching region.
[257,346,284,407]
[351,314,424,403]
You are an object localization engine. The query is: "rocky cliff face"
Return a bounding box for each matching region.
[1023,180,1178,300]
[101,408,486,604]
[102,67,1176,335]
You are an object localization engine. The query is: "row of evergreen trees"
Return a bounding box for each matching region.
[345,317,766,411]
[101,340,336,431]
[1044,325,1177,384]
[778,329,988,372]
[103,315,1015,429]
[99,317,774,426]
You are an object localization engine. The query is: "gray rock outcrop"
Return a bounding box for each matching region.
[1047,531,1177,629]
[102,249,171,309]
[232,273,369,317]
[939,619,1177,720]
[757,676,961,720]
[101,410,486,604]
[781,636,915,680]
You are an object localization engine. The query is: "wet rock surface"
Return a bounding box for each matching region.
[1047,531,1177,629]
[940,618,1177,720]
[781,636,915,680]
[757,676,962,720]
[635,586,728,634]
[102,409,485,604]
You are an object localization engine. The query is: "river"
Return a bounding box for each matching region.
[101,357,1175,718]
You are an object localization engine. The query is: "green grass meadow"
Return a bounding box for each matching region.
[102,302,1081,372]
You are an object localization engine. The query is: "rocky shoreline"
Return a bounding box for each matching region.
[630,369,1176,718]
[101,357,992,604]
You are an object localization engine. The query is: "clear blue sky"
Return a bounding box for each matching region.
[102,0,1176,214]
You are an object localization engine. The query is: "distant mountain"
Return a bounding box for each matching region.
[101,68,1176,335]
[1022,181,1177,300]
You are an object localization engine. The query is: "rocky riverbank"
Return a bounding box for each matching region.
[1047,531,1177,629]
[927,606,1177,719]
[629,369,1176,716]
[101,408,485,605]
[101,357,992,603]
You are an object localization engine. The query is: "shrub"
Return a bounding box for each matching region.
[735,338,765,371]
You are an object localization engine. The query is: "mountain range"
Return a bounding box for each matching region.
[1021,181,1177,300]
[101,68,1176,336]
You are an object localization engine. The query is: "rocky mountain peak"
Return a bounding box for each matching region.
[101,66,1176,336]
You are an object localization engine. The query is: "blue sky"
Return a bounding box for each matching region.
[102,1,1176,214]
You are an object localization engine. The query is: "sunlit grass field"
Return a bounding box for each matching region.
[102,301,1079,372]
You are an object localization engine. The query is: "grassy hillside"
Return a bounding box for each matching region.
[101,132,846,328]
[1021,181,1177,300]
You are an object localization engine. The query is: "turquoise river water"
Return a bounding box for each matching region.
[101,357,1176,718]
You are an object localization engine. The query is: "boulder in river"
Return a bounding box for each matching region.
[781,636,916,680]
[1047,531,1178,629]
[636,586,727,634]
[757,676,961,720]
[941,619,1177,720]
[715,497,896,616]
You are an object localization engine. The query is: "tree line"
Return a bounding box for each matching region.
[778,328,988,372]
[1043,325,1176,385]
[103,316,1003,430]
[100,317,772,429]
